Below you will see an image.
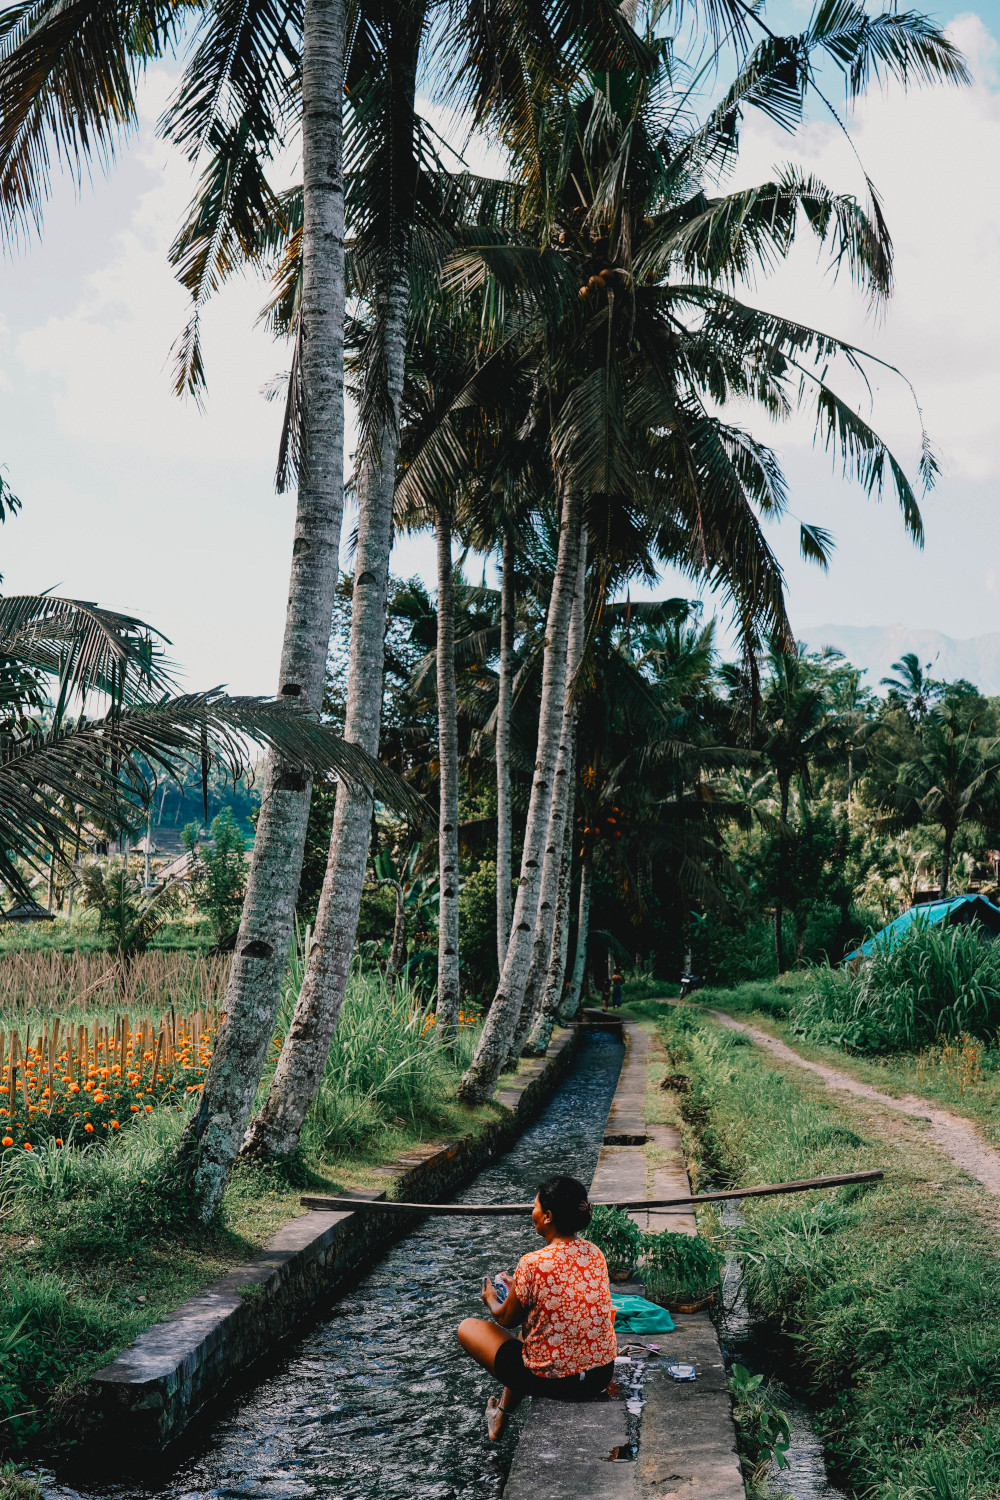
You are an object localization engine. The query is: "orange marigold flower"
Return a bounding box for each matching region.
[69,1083,80,1094]
[24,1142,32,1151]
[55,1138,63,1146]
[110,1120,120,1129]
[84,1123,94,1133]
[130,1105,140,1112]
[1,1137,11,1148]
[144,1104,153,1112]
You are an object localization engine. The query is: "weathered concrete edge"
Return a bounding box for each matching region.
[88,1025,581,1451]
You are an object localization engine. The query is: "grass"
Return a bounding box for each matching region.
[794,924,1000,1053]
[0,948,231,1018]
[0,955,501,1459]
[0,915,216,956]
[659,1003,1000,1500]
[699,975,1000,1156]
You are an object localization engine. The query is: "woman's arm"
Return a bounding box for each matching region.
[481,1276,525,1329]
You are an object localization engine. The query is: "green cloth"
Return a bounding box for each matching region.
[610,1294,677,1334]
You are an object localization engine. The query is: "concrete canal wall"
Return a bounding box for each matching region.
[89,1026,581,1451]
[504,1017,746,1500]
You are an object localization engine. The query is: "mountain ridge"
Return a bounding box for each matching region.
[800,624,1000,695]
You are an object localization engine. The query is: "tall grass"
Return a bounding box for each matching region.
[280,947,480,1152]
[0,949,230,1020]
[793,923,1000,1053]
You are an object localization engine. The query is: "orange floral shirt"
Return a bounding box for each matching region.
[512,1237,618,1377]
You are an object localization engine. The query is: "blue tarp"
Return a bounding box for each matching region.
[844,894,1000,963]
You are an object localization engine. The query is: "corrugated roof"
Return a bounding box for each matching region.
[844,894,1000,962]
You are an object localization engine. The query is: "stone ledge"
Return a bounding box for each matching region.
[88,1025,581,1451]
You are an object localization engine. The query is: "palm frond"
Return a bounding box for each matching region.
[0,0,179,245]
[0,690,428,898]
[0,595,175,709]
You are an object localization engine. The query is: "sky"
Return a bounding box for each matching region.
[1,5,999,693]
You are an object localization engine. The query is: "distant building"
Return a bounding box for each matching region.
[1,901,55,924]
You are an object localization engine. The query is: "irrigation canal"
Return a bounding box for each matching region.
[54,1031,625,1500]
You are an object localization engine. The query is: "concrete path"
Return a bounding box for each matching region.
[504,1021,745,1500]
[710,1010,1000,1202]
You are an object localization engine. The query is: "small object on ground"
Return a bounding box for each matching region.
[666,1361,696,1381]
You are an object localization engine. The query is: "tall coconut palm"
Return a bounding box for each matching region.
[413,1,961,1100]
[240,0,437,1159]
[758,647,849,970]
[881,652,940,726]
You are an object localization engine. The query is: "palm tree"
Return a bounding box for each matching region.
[418,4,961,1100]
[757,648,849,971]
[881,652,940,725]
[239,0,435,1160]
[891,700,1000,898]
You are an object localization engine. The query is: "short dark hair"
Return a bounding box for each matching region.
[537,1175,592,1235]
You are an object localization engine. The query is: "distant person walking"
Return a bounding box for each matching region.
[611,969,623,1009]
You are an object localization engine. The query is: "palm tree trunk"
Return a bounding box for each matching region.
[560,855,591,1022]
[241,259,408,1161]
[178,0,347,1213]
[436,512,461,1038]
[239,10,421,1161]
[775,779,789,976]
[458,488,583,1104]
[524,745,577,1054]
[505,533,586,1063]
[495,529,515,971]
[940,826,954,898]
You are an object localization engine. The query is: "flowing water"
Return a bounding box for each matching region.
[718,1209,845,1500]
[53,1033,624,1500]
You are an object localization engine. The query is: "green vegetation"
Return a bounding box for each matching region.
[584,1205,643,1278]
[640,1229,724,1305]
[0,959,489,1452]
[182,809,247,944]
[795,923,1000,1052]
[660,1004,1000,1499]
[728,1364,791,1496]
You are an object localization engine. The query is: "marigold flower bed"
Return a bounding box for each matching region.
[0,1008,220,1152]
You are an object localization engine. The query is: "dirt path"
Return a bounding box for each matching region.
[708,1009,1000,1200]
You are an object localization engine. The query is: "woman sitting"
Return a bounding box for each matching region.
[456,1174,618,1441]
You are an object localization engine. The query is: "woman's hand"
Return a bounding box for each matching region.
[481,1274,523,1328]
[480,1275,506,1317]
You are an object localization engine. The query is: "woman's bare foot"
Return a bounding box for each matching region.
[486,1394,509,1441]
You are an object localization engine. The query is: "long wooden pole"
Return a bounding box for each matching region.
[299,1168,884,1216]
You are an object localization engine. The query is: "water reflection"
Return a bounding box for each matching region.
[61,1033,624,1500]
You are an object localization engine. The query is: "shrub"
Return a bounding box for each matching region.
[293,958,480,1153]
[583,1205,643,1277]
[183,810,246,943]
[728,1364,791,1493]
[793,921,1000,1053]
[640,1230,724,1304]
[458,859,500,1006]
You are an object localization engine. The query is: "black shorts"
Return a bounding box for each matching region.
[492,1339,615,1402]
